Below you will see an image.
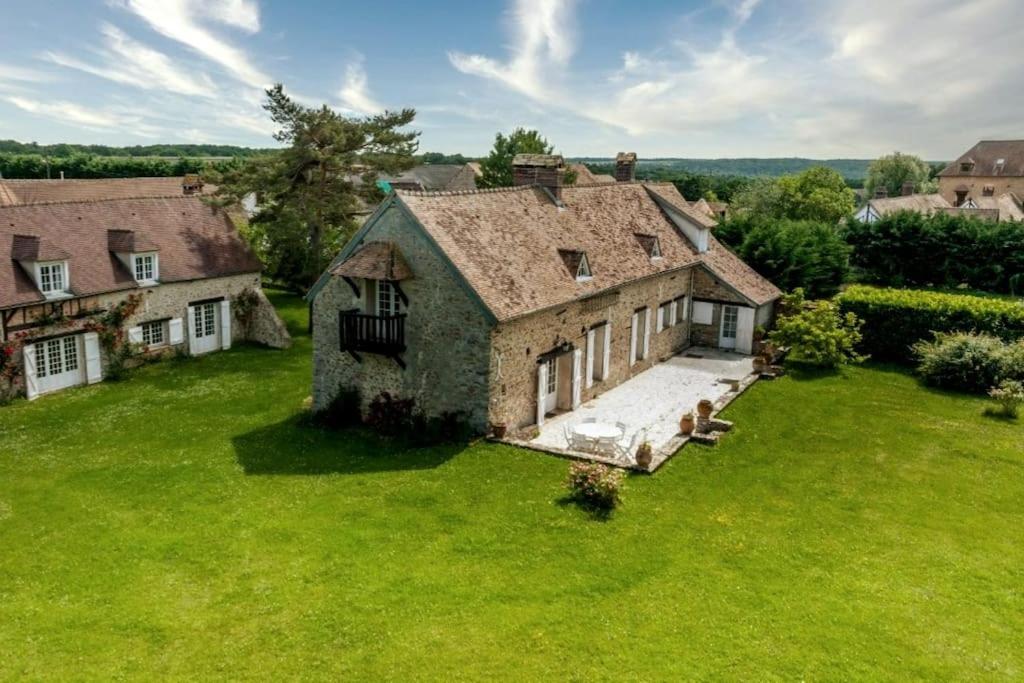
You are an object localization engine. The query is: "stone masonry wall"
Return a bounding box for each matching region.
[938,176,1024,207]
[312,205,493,431]
[690,267,747,347]
[489,268,695,431]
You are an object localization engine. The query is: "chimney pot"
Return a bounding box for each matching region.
[874,187,889,199]
[614,152,637,182]
[901,181,915,196]
[511,154,566,201]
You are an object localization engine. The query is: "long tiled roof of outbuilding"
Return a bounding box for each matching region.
[393,181,778,321]
[1,195,260,309]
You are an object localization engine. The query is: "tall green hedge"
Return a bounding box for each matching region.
[836,285,1024,362]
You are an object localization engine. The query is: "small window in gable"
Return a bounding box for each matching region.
[634,233,662,260]
[960,162,974,173]
[38,261,68,296]
[559,249,592,281]
[983,185,995,197]
[133,253,158,283]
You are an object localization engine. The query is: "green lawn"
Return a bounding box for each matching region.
[1,291,1021,680]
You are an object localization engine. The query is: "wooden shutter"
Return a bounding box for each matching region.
[220,300,232,350]
[536,362,548,427]
[83,332,102,384]
[656,306,665,333]
[629,312,638,366]
[585,328,596,389]
[736,306,756,354]
[571,348,583,409]
[602,322,612,379]
[186,305,197,354]
[127,326,143,345]
[669,300,678,326]
[168,318,184,345]
[693,301,713,325]
[642,307,651,359]
[22,343,39,400]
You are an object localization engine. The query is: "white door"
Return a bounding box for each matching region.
[542,356,558,415]
[719,305,739,350]
[190,302,221,355]
[35,335,85,395]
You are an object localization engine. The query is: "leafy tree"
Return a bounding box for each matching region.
[478,128,554,188]
[716,215,850,298]
[211,84,418,290]
[769,289,865,368]
[732,166,856,224]
[864,152,936,198]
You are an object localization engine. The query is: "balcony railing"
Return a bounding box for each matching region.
[339,310,406,356]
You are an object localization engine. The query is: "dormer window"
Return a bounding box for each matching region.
[133,253,158,283]
[635,233,662,260]
[39,261,67,295]
[960,161,975,173]
[558,249,592,281]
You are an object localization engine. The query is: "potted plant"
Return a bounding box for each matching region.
[752,353,768,373]
[635,440,653,468]
[491,422,508,439]
[679,412,695,435]
[697,399,714,419]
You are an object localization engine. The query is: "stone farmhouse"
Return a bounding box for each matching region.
[1,179,289,401]
[309,153,779,435]
[938,140,1024,210]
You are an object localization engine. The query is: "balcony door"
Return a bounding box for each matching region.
[376,280,402,317]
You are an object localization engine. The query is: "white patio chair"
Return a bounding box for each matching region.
[616,429,645,462]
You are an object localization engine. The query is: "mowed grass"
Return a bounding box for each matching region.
[1,290,1022,680]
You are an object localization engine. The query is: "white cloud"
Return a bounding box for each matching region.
[43,24,218,97]
[112,0,269,87]
[337,56,384,114]
[448,0,576,99]
[7,95,127,129]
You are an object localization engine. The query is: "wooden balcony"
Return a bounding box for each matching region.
[339,310,406,365]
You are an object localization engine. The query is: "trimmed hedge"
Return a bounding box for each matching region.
[836,285,1024,362]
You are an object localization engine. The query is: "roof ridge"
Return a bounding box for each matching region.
[396,185,536,198]
[0,194,207,210]
[0,176,190,184]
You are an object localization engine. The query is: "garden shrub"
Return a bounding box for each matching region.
[565,462,625,511]
[769,289,865,367]
[988,380,1024,418]
[366,391,415,436]
[315,386,362,429]
[913,333,1009,393]
[837,285,1024,363]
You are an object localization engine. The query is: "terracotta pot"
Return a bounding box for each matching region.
[752,357,767,373]
[680,413,695,435]
[635,443,653,468]
[697,399,714,419]
[491,422,507,439]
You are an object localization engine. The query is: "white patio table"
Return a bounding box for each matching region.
[571,422,624,455]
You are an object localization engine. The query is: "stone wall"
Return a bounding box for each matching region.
[312,204,493,431]
[489,268,694,431]
[938,176,1024,206]
[1,272,288,399]
[690,267,748,347]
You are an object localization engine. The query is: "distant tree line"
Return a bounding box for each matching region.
[0,153,244,179]
[0,139,273,158]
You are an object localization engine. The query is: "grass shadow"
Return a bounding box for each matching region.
[784,361,846,382]
[233,413,465,475]
[982,408,1020,424]
[554,494,615,522]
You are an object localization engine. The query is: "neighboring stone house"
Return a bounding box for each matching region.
[1,195,289,401]
[380,164,478,192]
[0,175,212,207]
[938,140,1024,207]
[309,153,779,435]
[853,191,1023,223]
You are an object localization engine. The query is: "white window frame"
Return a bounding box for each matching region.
[575,253,592,281]
[141,320,167,348]
[37,261,68,297]
[133,252,159,284]
[674,295,688,325]
[376,280,402,317]
[658,302,672,332]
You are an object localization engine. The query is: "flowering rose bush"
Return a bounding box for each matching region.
[565,462,625,510]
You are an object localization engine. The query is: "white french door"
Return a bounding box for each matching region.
[719,305,739,350]
[190,302,220,355]
[35,335,85,395]
[542,356,558,414]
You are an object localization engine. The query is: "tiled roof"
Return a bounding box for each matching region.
[965,193,1024,222]
[331,241,413,281]
[939,140,1024,177]
[383,164,477,192]
[0,176,214,207]
[395,181,778,321]
[868,194,951,215]
[1,196,261,309]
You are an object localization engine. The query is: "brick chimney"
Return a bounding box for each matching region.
[182,173,204,195]
[614,152,637,182]
[512,154,566,200]
[874,186,889,199]
[901,181,915,196]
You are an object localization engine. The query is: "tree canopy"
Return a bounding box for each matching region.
[211,84,418,290]
[477,128,556,188]
[732,166,856,224]
[864,152,936,198]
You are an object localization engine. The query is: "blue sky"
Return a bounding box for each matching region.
[1,0,1022,158]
